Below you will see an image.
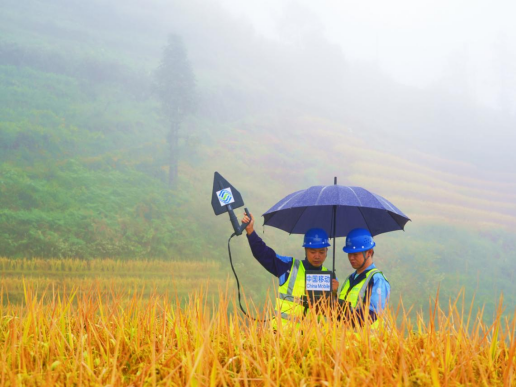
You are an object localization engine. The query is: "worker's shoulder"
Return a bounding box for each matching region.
[371,269,389,283]
[275,254,294,264]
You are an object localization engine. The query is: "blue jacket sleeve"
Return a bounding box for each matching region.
[368,273,390,313]
[246,231,293,283]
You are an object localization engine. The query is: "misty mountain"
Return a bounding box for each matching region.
[1,0,515,319]
[2,0,515,174]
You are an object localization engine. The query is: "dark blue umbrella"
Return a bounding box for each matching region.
[262,178,410,272]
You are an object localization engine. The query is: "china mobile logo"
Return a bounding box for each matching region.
[217,188,234,206]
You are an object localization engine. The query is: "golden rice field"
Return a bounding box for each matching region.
[0,258,515,386]
[0,257,228,304]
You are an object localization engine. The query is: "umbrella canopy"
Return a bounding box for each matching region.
[263,185,410,238]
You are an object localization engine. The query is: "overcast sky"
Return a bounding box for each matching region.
[216,0,516,110]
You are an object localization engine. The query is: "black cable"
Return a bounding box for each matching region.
[227,234,324,322]
[227,233,269,322]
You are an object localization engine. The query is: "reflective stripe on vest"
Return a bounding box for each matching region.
[275,259,328,323]
[339,269,385,308]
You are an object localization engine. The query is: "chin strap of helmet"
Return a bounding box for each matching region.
[356,251,369,272]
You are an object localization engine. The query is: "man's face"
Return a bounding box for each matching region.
[305,247,328,267]
[348,250,372,269]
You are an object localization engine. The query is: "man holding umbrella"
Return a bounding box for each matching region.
[338,228,390,328]
[250,178,408,328]
[241,213,339,327]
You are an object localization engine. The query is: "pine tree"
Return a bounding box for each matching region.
[154,34,196,185]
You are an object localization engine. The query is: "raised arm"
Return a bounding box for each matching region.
[242,212,293,280]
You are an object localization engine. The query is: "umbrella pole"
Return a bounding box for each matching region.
[332,177,337,275]
[332,207,336,274]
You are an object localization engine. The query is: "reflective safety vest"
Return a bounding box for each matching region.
[338,268,388,328]
[274,259,329,328]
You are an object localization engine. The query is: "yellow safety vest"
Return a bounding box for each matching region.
[274,259,329,329]
[338,268,388,328]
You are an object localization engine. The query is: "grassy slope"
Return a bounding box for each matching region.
[0,0,515,319]
[203,115,516,318]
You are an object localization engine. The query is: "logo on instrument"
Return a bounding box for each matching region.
[216,188,235,206]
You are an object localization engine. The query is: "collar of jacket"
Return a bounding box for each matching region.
[302,258,323,271]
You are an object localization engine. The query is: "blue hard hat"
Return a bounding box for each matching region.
[343,228,376,253]
[302,228,331,248]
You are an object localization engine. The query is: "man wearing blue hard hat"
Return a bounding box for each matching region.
[241,213,339,326]
[339,228,390,328]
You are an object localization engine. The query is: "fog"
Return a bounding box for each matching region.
[2,0,516,318]
[219,0,516,110]
[213,0,516,175]
[3,0,515,176]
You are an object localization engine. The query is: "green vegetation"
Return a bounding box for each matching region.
[0,161,199,258]
[1,0,515,321]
